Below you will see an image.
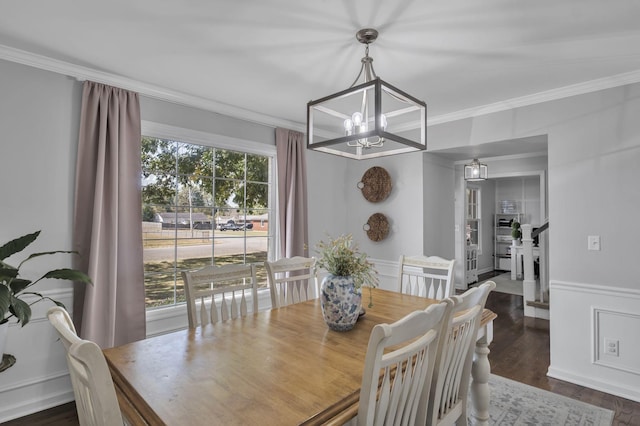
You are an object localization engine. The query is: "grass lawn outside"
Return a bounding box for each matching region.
[144,251,268,308]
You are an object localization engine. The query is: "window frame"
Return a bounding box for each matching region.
[141,121,277,330]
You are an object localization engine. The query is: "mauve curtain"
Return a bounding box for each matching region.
[275,128,309,258]
[72,81,146,348]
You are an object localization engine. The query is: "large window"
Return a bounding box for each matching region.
[141,135,273,309]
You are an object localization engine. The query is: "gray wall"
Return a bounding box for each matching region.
[1,59,82,421]
[140,96,274,146]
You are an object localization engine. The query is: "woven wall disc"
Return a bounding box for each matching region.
[363,213,390,242]
[357,166,392,203]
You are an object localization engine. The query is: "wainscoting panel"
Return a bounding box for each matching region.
[369,258,399,292]
[592,307,640,375]
[0,289,75,423]
[548,280,640,403]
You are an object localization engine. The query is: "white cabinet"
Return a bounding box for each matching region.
[466,244,478,284]
[494,213,521,271]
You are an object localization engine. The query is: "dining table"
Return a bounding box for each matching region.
[104,288,497,425]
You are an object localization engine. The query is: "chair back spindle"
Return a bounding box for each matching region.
[182,263,258,328]
[398,255,455,299]
[265,256,318,309]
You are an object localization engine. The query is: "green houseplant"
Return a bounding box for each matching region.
[511,220,522,241]
[0,231,92,328]
[315,233,378,331]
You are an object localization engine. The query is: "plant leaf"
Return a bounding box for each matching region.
[9,296,31,327]
[22,250,79,263]
[0,285,9,321]
[42,268,92,284]
[9,278,31,294]
[0,267,19,280]
[0,231,40,261]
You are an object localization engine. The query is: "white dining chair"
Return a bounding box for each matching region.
[47,307,124,426]
[265,256,318,309]
[182,263,258,328]
[357,300,453,426]
[397,255,456,299]
[425,281,496,426]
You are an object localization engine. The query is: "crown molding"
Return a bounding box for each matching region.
[0,44,304,132]
[2,43,640,130]
[427,69,640,126]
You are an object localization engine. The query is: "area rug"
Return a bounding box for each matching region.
[476,272,523,296]
[469,374,614,425]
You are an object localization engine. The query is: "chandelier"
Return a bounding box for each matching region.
[307,28,427,160]
[464,159,488,181]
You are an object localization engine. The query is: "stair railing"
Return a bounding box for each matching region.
[531,222,549,302]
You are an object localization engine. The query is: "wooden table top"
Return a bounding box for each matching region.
[104,288,495,426]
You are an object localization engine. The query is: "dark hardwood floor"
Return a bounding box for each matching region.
[5,276,640,425]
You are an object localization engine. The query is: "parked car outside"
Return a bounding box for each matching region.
[219,220,242,231]
[219,220,254,231]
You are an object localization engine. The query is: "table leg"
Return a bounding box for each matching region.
[470,335,491,425]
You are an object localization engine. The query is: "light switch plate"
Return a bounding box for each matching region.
[588,235,601,251]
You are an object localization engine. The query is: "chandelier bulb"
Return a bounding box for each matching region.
[344,118,353,132]
[352,112,363,126]
[380,114,387,130]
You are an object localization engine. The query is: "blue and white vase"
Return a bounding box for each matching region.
[320,275,362,331]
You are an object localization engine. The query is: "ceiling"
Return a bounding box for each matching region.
[2,1,640,160]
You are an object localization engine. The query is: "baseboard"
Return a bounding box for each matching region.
[478,266,494,275]
[0,374,74,423]
[547,365,640,403]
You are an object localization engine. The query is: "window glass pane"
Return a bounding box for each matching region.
[144,267,178,308]
[214,179,244,211]
[245,182,269,210]
[142,137,177,175]
[246,154,269,183]
[215,150,245,180]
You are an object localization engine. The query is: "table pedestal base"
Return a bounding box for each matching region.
[470,339,491,425]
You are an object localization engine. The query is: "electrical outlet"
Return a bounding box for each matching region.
[588,235,601,251]
[604,338,619,356]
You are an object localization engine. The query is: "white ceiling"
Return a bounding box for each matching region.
[2,0,640,160]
